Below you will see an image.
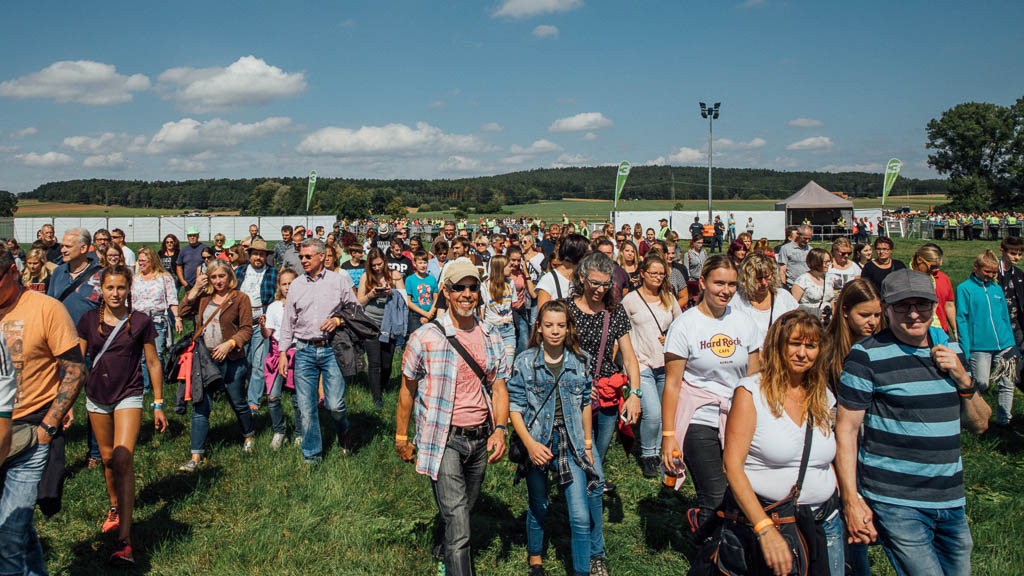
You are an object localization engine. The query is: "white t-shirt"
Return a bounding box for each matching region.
[794,273,836,321]
[536,269,573,301]
[731,289,800,349]
[828,262,861,292]
[480,280,516,325]
[663,305,759,427]
[736,375,837,506]
[240,265,267,309]
[526,253,545,284]
[0,335,16,417]
[121,245,137,269]
[264,300,284,335]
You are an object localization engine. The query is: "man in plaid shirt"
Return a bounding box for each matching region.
[396,260,510,576]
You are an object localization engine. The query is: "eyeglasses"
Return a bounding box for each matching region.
[838,251,852,256]
[586,278,614,289]
[448,282,480,293]
[112,235,124,240]
[644,271,666,277]
[298,254,317,260]
[891,302,934,314]
[203,255,214,261]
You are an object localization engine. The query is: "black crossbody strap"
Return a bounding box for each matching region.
[58,263,100,303]
[554,271,563,300]
[795,414,815,495]
[431,320,489,389]
[767,290,776,326]
[639,293,668,336]
[592,310,611,381]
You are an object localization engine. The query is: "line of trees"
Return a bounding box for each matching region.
[21,165,948,218]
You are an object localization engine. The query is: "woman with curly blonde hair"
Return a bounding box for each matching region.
[723,309,842,575]
[731,252,798,345]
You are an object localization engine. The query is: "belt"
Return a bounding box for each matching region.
[298,338,329,347]
[450,423,492,439]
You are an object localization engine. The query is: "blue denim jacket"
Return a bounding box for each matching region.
[507,347,592,455]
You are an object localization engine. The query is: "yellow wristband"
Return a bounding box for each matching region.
[228,338,237,349]
[753,518,774,534]
[334,317,342,327]
[662,430,675,437]
[584,439,592,448]
[153,398,164,404]
[395,435,408,442]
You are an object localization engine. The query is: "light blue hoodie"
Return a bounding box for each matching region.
[955,273,1015,359]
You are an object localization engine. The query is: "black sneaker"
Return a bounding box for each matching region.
[528,564,546,576]
[640,456,660,479]
[603,480,617,494]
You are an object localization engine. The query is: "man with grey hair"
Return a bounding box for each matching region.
[778,223,813,288]
[40,223,62,263]
[47,228,102,325]
[278,238,359,463]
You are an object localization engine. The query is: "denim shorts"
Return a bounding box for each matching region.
[86,394,144,414]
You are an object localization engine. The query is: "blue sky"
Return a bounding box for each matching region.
[1,0,1022,193]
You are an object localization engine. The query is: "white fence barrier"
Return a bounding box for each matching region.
[613,210,787,240]
[14,215,342,244]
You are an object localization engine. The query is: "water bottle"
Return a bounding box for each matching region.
[662,449,683,487]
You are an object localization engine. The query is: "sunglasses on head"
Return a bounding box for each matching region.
[448,282,480,293]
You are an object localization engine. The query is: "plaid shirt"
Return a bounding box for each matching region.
[235,264,278,313]
[402,313,510,480]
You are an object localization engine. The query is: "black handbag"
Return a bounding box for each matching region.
[691,416,815,576]
[508,354,560,465]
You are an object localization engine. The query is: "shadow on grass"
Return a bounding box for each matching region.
[66,465,225,576]
[636,487,698,559]
[470,491,522,562]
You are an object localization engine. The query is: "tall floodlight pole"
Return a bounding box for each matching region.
[699,102,720,223]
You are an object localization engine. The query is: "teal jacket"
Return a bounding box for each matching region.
[955,273,1015,359]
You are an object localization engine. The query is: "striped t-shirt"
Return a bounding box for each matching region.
[838,328,966,509]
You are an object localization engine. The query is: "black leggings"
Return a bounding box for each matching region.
[364,338,396,404]
[683,423,728,528]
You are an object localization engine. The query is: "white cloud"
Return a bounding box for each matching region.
[582,132,598,141]
[165,158,209,172]
[510,139,562,154]
[62,132,146,154]
[712,137,766,151]
[296,122,487,156]
[480,122,504,132]
[786,136,833,151]
[157,55,307,111]
[494,0,583,18]
[500,154,532,165]
[10,127,37,139]
[0,60,150,105]
[83,152,130,169]
[532,25,560,38]
[668,146,704,163]
[0,145,19,153]
[14,151,74,167]
[551,153,593,167]
[439,155,484,172]
[642,157,665,166]
[788,117,824,128]
[548,112,612,133]
[817,163,884,173]
[146,116,292,155]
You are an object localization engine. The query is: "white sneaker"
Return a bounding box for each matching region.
[271,433,286,450]
[242,438,255,453]
[294,436,302,447]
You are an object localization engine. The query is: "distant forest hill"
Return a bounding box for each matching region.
[21,166,947,217]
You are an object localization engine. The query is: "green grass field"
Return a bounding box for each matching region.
[34,238,1024,576]
[414,195,945,220]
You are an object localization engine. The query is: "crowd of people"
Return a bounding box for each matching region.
[0,214,1020,576]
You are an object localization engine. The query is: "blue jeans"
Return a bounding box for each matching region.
[190,356,255,454]
[431,433,489,576]
[245,326,268,409]
[268,372,305,437]
[969,347,1015,424]
[293,341,349,462]
[141,318,170,394]
[821,508,845,576]
[870,500,972,576]
[496,322,515,364]
[525,430,603,575]
[0,441,50,576]
[637,367,665,458]
[512,306,531,357]
[593,405,618,474]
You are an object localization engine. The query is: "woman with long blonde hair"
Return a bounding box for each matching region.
[824,278,882,391]
[616,239,641,291]
[21,247,51,293]
[481,255,517,361]
[732,253,799,346]
[132,246,182,392]
[723,309,842,576]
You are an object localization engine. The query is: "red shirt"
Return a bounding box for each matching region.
[450,324,490,427]
[933,270,954,332]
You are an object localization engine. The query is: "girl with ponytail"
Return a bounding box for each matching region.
[76,264,168,565]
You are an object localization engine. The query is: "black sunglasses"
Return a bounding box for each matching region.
[448,283,480,293]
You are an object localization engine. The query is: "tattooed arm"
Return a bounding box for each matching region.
[37,346,87,444]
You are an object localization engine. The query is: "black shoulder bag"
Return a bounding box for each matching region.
[57,263,101,302]
[691,416,815,576]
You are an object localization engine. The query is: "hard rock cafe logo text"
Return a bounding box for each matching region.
[699,333,738,358]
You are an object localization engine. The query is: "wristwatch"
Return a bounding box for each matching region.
[40,423,58,438]
[628,387,643,399]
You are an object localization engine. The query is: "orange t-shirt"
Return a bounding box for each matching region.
[1,290,81,420]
